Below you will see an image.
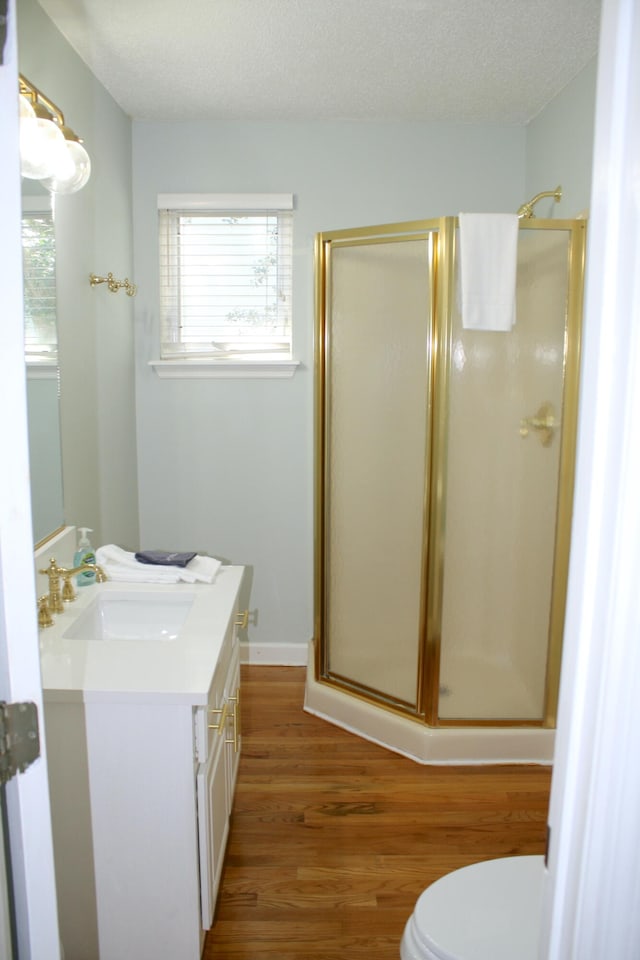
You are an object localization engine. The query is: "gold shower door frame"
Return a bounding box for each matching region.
[314,217,586,728]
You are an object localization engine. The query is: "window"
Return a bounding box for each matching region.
[158,194,293,363]
[22,208,58,363]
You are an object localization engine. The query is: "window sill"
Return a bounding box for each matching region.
[149,359,301,380]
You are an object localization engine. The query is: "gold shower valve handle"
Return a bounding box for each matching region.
[520,402,559,447]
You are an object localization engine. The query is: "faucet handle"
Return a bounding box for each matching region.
[62,574,76,602]
[38,595,54,628]
[38,557,64,614]
[39,557,60,578]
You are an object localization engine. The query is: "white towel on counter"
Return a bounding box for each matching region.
[458,213,518,331]
[95,544,222,584]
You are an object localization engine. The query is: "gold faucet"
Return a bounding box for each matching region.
[39,557,107,615]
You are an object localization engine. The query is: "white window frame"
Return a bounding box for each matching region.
[151,193,299,380]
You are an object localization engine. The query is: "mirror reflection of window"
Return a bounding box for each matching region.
[22,197,65,544]
[22,207,58,364]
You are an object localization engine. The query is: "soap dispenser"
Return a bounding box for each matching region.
[74,527,96,586]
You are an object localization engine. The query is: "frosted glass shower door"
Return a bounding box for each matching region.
[437,223,584,721]
[319,230,434,710]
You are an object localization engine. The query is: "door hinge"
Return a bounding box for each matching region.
[545,824,551,868]
[0,701,41,787]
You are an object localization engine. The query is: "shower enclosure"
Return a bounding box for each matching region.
[307,214,586,762]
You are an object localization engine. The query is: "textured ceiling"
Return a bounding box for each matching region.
[37,0,601,124]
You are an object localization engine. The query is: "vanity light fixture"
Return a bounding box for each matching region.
[90,273,137,297]
[18,74,91,194]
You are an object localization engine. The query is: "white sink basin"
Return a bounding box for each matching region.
[63,591,195,642]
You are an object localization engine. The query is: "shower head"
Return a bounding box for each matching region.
[517,185,562,219]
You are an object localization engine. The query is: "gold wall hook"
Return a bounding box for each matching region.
[90,272,137,297]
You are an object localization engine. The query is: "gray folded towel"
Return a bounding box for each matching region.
[135,550,197,568]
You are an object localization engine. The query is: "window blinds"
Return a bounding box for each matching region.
[158,195,293,360]
[22,212,58,362]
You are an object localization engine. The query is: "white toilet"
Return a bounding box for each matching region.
[400,854,544,960]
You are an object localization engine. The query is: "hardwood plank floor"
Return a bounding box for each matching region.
[203,665,551,960]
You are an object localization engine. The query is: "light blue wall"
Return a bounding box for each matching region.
[526,58,598,217]
[132,120,525,655]
[17,0,139,549]
[17,0,598,660]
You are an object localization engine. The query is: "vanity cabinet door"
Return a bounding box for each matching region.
[196,605,243,928]
[197,725,229,929]
[224,638,241,812]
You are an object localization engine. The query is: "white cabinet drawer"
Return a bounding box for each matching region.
[194,619,235,764]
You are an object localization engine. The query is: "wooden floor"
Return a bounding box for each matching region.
[203,666,552,960]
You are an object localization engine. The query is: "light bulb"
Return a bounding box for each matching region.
[50,137,76,182]
[42,140,91,195]
[20,116,67,180]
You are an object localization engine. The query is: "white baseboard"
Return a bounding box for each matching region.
[240,641,309,666]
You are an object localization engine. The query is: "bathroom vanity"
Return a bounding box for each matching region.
[39,565,244,960]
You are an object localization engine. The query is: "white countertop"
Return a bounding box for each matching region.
[39,565,244,705]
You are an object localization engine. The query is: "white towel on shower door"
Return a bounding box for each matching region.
[458,213,518,331]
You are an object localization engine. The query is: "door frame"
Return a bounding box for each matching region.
[0,3,61,956]
[540,0,640,955]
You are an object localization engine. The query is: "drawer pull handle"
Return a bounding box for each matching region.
[208,701,229,734]
[226,687,240,753]
[235,610,249,629]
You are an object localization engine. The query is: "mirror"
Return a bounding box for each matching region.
[22,185,65,544]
